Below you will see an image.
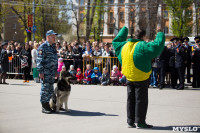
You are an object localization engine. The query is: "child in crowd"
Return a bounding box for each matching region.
[100,67,110,86]
[119,75,127,86]
[83,64,93,85]
[76,68,84,84]
[111,65,122,85]
[69,65,76,77]
[57,58,64,74]
[60,66,67,79]
[91,67,102,84]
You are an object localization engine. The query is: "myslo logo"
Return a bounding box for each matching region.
[172,126,199,132]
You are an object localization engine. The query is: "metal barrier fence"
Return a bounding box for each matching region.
[7,55,121,76]
[7,55,24,75]
[83,56,121,75]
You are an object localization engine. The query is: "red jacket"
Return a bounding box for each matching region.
[76,73,84,80]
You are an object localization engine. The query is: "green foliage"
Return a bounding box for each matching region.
[164,0,193,37]
[1,0,71,42]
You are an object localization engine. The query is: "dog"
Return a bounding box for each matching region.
[50,71,73,112]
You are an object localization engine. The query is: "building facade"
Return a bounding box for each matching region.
[72,0,200,42]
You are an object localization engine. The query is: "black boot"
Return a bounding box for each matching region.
[42,102,53,114]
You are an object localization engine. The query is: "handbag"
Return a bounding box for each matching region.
[21,58,29,68]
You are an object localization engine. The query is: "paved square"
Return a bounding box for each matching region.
[0,79,200,133]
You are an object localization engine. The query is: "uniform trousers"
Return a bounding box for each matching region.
[127,79,149,125]
[176,66,185,88]
[40,77,54,103]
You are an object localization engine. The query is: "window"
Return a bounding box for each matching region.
[109,0,114,4]
[80,13,84,21]
[13,23,16,29]
[130,0,135,3]
[13,34,16,40]
[164,10,168,18]
[80,0,84,5]
[130,11,135,20]
[164,26,169,34]
[109,26,114,34]
[119,12,124,20]
[109,12,113,22]
[101,14,104,20]
[119,0,124,3]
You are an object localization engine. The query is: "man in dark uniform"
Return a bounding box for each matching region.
[157,46,170,89]
[73,41,83,70]
[0,42,10,84]
[175,38,186,90]
[169,38,177,89]
[191,40,200,88]
[183,37,192,83]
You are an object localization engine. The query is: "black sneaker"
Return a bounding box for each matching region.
[136,123,153,129]
[42,102,53,114]
[128,123,136,128]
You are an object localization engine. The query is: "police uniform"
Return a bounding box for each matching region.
[0,42,10,84]
[183,37,192,83]
[175,38,186,90]
[157,46,170,89]
[191,40,200,88]
[169,38,177,88]
[36,30,58,113]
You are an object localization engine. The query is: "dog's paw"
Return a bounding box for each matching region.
[65,109,71,113]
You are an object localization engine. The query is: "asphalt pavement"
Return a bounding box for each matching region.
[0,79,200,133]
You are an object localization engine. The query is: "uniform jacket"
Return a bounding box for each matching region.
[157,46,170,68]
[0,49,9,72]
[169,47,175,67]
[185,45,192,65]
[36,41,58,77]
[112,26,165,81]
[191,49,200,68]
[175,44,186,68]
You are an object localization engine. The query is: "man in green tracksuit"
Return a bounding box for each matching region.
[112,26,165,129]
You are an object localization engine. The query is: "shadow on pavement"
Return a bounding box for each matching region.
[54,109,118,117]
[152,125,200,132]
[10,84,33,86]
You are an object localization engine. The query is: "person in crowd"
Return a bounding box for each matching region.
[191,40,200,88]
[56,42,61,56]
[69,65,76,78]
[174,38,186,90]
[65,44,74,71]
[111,65,122,86]
[91,67,101,84]
[119,75,127,86]
[92,45,102,57]
[112,26,165,128]
[19,43,32,83]
[168,38,177,89]
[157,46,170,89]
[102,43,114,72]
[0,42,10,84]
[76,68,84,84]
[73,41,83,70]
[82,41,93,57]
[60,65,68,80]
[57,58,64,76]
[82,42,86,53]
[60,41,68,58]
[37,30,58,114]
[99,42,105,53]
[100,67,110,86]
[11,44,19,79]
[83,64,93,85]
[183,37,192,83]
[150,58,158,88]
[31,43,40,83]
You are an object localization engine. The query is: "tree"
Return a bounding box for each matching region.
[85,0,97,41]
[164,0,193,37]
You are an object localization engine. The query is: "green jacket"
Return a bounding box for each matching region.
[112,26,165,81]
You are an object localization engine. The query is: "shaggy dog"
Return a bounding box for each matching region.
[50,72,72,112]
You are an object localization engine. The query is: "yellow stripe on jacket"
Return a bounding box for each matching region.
[121,41,152,82]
